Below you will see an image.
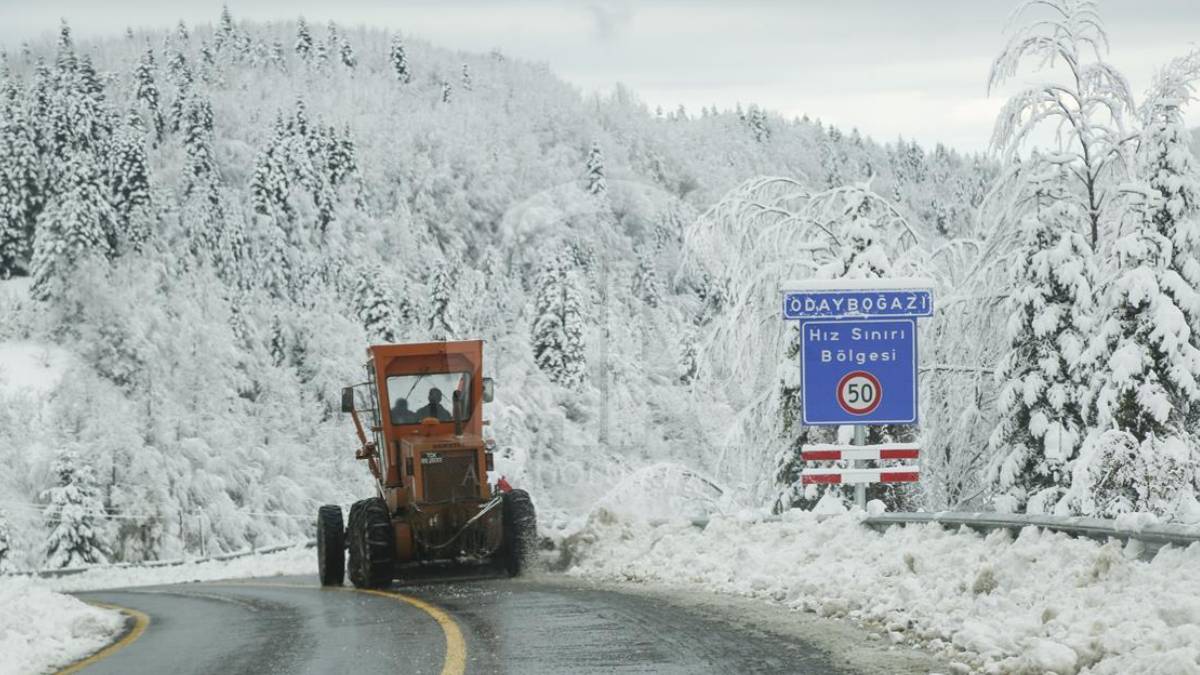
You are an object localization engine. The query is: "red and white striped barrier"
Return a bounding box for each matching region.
[800,466,920,485]
[800,443,920,486]
[800,443,920,462]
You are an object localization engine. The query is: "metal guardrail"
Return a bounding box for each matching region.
[861,511,1200,558]
[19,539,317,579]
[681,511,1200,559]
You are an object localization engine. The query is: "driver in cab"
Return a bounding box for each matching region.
[415,388,453,421]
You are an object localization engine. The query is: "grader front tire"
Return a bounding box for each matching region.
[348,498,395,589]
[317,505,345,587]
[501,489,537,577]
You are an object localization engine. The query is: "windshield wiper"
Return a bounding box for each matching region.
[404,372,427,400]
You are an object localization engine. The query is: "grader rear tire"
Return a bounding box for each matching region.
[348,498,395,589]
[317,505,345,587]
[501,489,537,577]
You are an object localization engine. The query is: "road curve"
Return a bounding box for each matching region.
[71,571,931,674]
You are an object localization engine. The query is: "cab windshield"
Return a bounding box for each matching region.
[387,372,472,425]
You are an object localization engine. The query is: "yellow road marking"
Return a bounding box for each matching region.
[357,588,467,675]
[208,580,467,675]
[56,602,150,674]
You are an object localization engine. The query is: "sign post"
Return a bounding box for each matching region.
[781,279,933,510]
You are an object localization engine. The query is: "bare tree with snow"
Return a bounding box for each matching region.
[988,0,1137,250]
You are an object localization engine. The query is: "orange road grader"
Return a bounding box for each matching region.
[316,340,536,588]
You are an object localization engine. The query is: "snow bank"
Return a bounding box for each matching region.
[0,342,72,396]
[0,576,124,675]
[43,543,315,593]
[0,545,313,674]
[564,511,1200,674]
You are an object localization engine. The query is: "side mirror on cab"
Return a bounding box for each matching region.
[341,387,355,413]
[482,377,495,403]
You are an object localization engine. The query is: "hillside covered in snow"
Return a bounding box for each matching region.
[1,0,1198,570]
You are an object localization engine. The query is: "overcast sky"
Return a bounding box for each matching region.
[3,1,1199,153]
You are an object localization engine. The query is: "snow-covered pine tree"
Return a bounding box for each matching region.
[259,218,293,300]
[441,80,452,103]
[427,262,457,340]
[820,132,845,188]
[294,17,313,61]
[747,105,769,143]
[313,37,329,69]
[0,87,41,278]
[1077,162,1200,513]
[989,178,1095,514]
[27,58,52,148]
[42,29,113,184]
[198,41,221,86]
[182,95,217,196]
[678,333,699,384]
[339,37,356,69]
[324,21,339,59]
[586,141,607,197]
[54,20,75,74]
[0,508,14,572]
[108,118,152,252]
[216,5,236,50]
[30,151,116,301]
[531,249,586,387]
[132,47,164,143]
[269,40,286,71]
[1140,51,1200,347]
[1139,57,1200,475]
[175,20,189,44]
[355,268,399,343]
[250,114,293,223]
[1083,427,1192,517]
[77,55,103,99]
[166,53,193,135]
[813,193,893,280]
[461,63,471,91]
[632,250,661,308]
[328,124,358,189]
[270,314,288,367]
[389,35,411,84]
[67,54,112,152]
[42,447,110,568]
[165,44,188,83]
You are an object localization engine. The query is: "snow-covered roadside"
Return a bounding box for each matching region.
[2,545,314,674]
[42,543,315,593]
[563,510,1200,675]
[0,577,124,675]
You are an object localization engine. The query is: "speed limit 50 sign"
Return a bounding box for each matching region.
[799,318,918,425]
[836,371,882,416]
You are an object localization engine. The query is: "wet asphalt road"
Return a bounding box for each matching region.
[74,571,860,675]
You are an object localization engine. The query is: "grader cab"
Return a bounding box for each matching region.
[316,340,536,588]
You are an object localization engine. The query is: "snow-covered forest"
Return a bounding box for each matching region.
[1,0,1198,570]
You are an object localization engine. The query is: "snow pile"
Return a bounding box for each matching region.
[0,342,71,396]
[0,576,124,675]
[0,544,313,674]
[564,511,1200,674]
[44,543,315,593]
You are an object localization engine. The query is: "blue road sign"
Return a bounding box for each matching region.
[800,318,918,425]
[783,288,933,320]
